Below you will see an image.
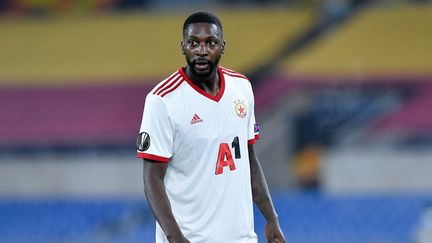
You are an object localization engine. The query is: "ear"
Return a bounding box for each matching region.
[221,41,226,54]
[181,41,185,55]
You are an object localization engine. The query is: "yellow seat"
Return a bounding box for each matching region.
[280,5,432,83]
[0,9,312,87]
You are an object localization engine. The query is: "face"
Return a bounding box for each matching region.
[182,22,225,78]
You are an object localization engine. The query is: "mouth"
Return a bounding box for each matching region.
[193,60,210,71]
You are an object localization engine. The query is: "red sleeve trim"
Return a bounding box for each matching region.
[248,134,260,145]
[137,152,170,163]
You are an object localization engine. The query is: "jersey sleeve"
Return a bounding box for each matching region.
[136,94,173,162]
[248,85,260,145]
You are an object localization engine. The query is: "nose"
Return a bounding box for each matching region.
[197,43,208,56]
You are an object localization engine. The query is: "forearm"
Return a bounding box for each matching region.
[145,181,183,238]
[143,161,184,240]
[249,147,278,223]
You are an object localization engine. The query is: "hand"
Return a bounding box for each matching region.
[264,220,285,243]
[167,234,190,243]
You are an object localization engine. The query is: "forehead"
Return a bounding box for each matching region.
[184,22,222,38]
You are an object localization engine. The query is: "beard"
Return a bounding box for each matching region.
[186,55,221,79]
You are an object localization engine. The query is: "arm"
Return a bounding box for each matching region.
[248,144,285,243]
[143,160,190,243]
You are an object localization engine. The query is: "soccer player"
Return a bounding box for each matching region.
[137,11,285,243]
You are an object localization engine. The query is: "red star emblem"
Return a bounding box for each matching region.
[238,105,245,115]
[235,102,247,118]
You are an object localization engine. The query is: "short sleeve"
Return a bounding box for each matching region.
[136,94,173,162]
[247,86,260,145]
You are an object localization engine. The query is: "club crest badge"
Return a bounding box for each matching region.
[234,99,247,118]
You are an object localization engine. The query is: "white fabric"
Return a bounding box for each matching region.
[138,67,259,243]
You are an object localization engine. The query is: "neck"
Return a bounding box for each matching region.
[185,66,220,96]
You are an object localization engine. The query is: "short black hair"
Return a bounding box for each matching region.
[183,11,223,38]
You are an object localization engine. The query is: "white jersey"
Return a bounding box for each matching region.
[137,66,260,243]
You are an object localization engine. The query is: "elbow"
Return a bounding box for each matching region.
[143,175,164,200]
[143,176,155,198]
[143,174,153,199]
[143,181,150,198]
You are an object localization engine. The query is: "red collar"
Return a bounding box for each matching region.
[179,67,225,103]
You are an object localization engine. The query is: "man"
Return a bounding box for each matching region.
[137,11,285,243]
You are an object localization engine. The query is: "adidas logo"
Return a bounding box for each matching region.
[190,114,203,124]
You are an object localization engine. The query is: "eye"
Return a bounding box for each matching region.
[188,40,198,47]
[208,41,217,46]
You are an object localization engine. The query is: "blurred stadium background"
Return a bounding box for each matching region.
[1,0,432,242]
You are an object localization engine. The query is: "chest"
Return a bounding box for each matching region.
[170,87,250,143]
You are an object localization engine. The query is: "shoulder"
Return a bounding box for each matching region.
[220,66,254,96]
[149,69,185,99]
[144,69,187,114]
[219,66,250,82]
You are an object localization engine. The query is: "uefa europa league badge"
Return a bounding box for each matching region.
[234,99,247,118]
[136,132,151,151]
